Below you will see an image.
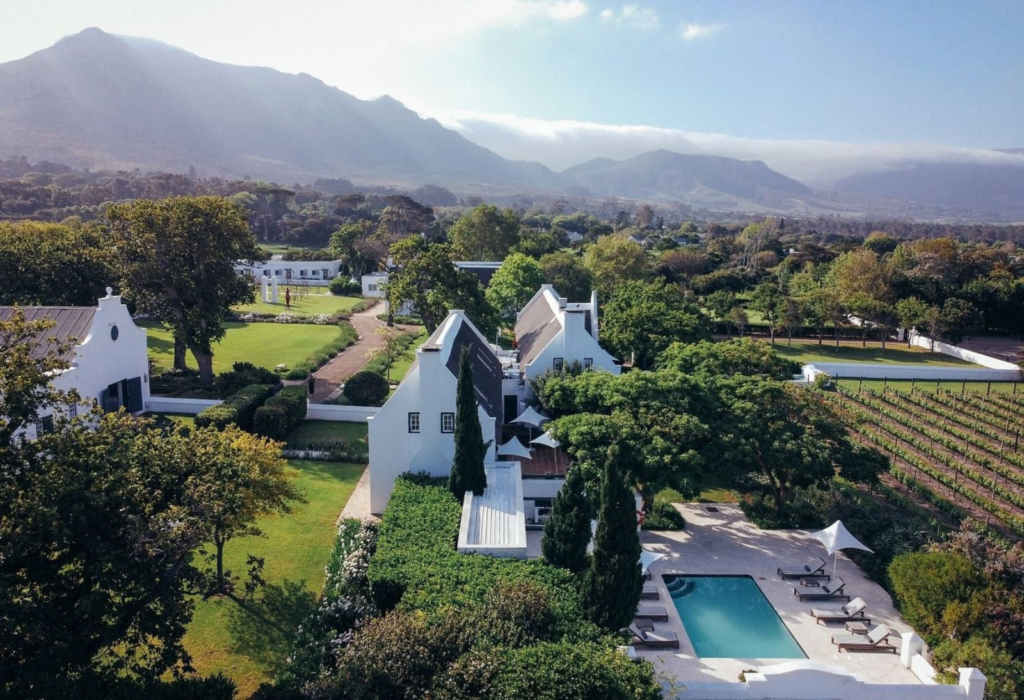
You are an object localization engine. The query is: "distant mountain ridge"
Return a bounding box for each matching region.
[2,29,1024,221]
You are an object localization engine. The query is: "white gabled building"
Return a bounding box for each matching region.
[512,285,619,404]
[1,291,151,437]
[236,258,344,286]
[368,310,503,514]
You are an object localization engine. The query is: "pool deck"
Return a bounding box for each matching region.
[637,503,922,688]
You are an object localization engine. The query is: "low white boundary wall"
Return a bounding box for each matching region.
[803,362,1021,382]
[909,332,1021,370]
[306,403,379,422]
[146,397,222,414]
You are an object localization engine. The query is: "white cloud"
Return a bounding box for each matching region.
[426,108,1024,188]
[600,4,660,29]
[679,22,723,41]
[546,0,588,20]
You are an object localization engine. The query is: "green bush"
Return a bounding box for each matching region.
[194,383,275,432]
[343,371,390,406]
[216,361,280,398]
[888,551,986,641]
[329,277,363,296]
[642,502,686,531]
[254,385,308,440]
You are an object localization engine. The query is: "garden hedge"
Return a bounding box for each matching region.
[343,370,390,406]
[194,383,276,432]
[254,385,308,440]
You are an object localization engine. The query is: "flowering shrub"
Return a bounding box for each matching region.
[275,313,300,323]
[310,314,335,325]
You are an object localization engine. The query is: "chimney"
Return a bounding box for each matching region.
[590,290,600,341]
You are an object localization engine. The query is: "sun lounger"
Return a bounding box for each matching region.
[641,583,659,600]
[635,605,669,621]
[794,577,849,601]
[629,624,680,650]
[832,624,896,653]
[778,557,828,579]
[811,597,868,625]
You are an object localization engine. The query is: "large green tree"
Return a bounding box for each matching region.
[538,251,593,303]
[447,204,521,260]
[581,446,643,631]
[448,349,488,500]
[385,237,498,338]
[541,467,592,573]
[582,236,649,299]
[486,252,545,327]
[657,338,800,379]
[108,196,263,384]
[601,279,711,369]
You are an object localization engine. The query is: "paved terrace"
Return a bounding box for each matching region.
[636,503,921,687]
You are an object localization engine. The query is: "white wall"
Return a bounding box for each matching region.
[306,403,380,422]
[361,273,388,298]
[524,312,619,387]
[146,397,222,415]
[368,348,497,514]
[909,332,1022,371]
[804,362,1021,382]
[52,295,151,414]
[237,259,343,283]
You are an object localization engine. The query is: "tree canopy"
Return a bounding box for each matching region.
[486,252,545,327]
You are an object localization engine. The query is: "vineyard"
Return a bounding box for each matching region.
[829,385,1024,539]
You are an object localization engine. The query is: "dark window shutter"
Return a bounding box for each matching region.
[127,377,143,413]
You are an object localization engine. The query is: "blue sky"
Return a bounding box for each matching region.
[1,1,1022,180]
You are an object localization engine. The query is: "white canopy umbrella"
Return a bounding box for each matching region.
[639,550,666,575]
[513,406,549,428]
[811,520,873,578]
[530,431,561,448]
[497,436,533,460]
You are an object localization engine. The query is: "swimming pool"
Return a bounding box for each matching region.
[665,575,806,659]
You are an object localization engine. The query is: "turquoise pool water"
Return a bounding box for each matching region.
[665,575,806,659]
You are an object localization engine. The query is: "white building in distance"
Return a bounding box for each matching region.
[236,258,344,286]
[1,291,151,437]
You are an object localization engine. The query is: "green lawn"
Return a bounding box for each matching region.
[146,322,342,375]
[147,413,196,429]
[234,294,364,318]
[285,420,368,447]
[836,378,1022,395]
[389,328,429,384]
[767,340,974,366]
[183,460,364,698]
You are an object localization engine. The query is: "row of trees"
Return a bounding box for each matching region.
[0,310,299,697]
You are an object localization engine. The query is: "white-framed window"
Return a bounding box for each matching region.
[369,284,378,292]
[583,358,593,368]
[553,358,564,372]
[441,412,455,433]
[408,412,420,433]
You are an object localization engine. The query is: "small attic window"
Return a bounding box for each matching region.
[110,325,119,341]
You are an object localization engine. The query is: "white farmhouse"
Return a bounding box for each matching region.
[235,258,344,286]
[361,271,388,298]
[368,310,502,514]
[1,291,151,437]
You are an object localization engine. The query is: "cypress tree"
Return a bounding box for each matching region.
[448,347,488,500]
[581,445,643,631]
[541,466,592,573]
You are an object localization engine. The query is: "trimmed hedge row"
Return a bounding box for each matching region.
[284,321,359,380]
[194,383,276,432]
[254,385,308,440]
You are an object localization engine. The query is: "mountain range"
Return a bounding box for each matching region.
[1,28,1023,221]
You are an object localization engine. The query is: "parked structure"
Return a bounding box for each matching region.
[1,290,151,438]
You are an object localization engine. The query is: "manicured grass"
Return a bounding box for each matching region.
[145,322,342,375]
[767,340,974,366]
[388,328,429,383]
[836,378,1022,395]
[234,294,364,318]
[183,460,364,698]
[147,413,196,428]
[285,420,368,447]
[654,479,739,505]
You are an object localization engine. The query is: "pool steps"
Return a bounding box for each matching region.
[666,578,695,598]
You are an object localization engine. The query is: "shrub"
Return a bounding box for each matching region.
[642,502,686,531]
[194,383,275,432]
[343,371,390,406]
[888,551,986,641]
[329,277,363,296]
[254,385,308,440]
[216,361,280,398]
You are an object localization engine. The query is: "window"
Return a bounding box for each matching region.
[553,358,564,372]
[37,414,54,435]
[408,412,420,433]
[368,284,378,292]
[583,358,593,368]
[441,412,455,433]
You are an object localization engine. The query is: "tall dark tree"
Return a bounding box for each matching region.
[541,467,592,573]
[448,349,488,500]
[581,445,643,631]
[108,196,263,384]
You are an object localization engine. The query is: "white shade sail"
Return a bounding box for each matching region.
[513,406,550,428]
[530,431,561,448]
[639,550,666,574]
[496,436,533,459]
[811,520,873,556]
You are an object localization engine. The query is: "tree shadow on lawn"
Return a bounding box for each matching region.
[226,579,317,675]
[147,334,176,360]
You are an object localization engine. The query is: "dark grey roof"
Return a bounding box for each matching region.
[444,320,503,427]
[455,261,502,287]
[0,306,95,360]
[515,297,560,371]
